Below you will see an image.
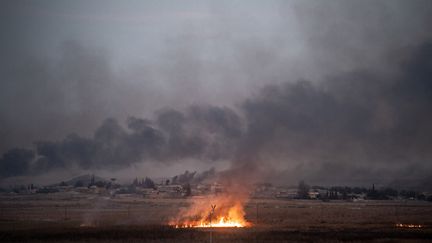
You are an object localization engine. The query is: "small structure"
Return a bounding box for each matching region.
[275,188,298,199]
[157,185,183,198]
[211,183,225,194]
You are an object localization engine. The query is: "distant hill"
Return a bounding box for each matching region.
[55,174,109,187]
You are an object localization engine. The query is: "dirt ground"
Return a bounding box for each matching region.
[0,192,431,242]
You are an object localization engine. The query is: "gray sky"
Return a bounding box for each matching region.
[1,0,432,187]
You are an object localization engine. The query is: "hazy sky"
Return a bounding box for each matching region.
[1,0,432,186]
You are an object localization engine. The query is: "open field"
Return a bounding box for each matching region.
[1,192,432,242]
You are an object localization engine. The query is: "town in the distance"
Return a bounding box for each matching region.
[4,169,431,202]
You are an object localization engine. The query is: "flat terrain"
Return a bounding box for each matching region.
[0,192,431,242]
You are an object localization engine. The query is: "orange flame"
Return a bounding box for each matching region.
[395,223,423,228]
[171,196,251,228]
[175,216,247,228]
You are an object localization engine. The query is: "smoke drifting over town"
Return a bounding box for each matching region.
[0,105,243,177]
[1,1,432,188]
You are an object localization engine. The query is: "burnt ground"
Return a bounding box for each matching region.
[0,193,432,242]
[1,225,432,243]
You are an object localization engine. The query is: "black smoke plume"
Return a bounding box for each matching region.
[1,40,432,189]
[0,106,243,178]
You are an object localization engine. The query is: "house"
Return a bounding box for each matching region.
[156,185,183,198]
[211,183,225,194]
[275,188,298,199]
[308,191,320,199]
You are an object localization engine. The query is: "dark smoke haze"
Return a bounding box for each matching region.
[1,0,432,188]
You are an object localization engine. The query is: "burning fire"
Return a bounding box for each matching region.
[171,174,256,229]
[395,223,423,228]
[175,216,247,228]
[171,197,251,228]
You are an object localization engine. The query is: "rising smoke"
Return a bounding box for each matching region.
[1,1,432,188]
[1,40,432,188]
[0,105,243,178]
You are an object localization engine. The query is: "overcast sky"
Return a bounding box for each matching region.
[1,0,432,187]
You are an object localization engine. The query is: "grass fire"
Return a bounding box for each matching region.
[171,195,251,228]
[2,0,432,242]
[395,223,424,229]
[172,205,250,228]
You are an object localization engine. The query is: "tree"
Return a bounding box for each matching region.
[95,181,106,188]
[172,176,178,184]
[143,177,156,189]
[90,174,95,186]
[74,180,84,187]
[297,180,310,199]
[184,183,192,197]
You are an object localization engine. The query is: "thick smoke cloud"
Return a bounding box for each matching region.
[0,148,34,177]
[0,106,243,178]
[0,41,125,154]
[171,168,216,185]
[2,40,432,188]
[1,1,432,188]
[242,41,432,187]
[2,0,431,155]
[156,106,242,161]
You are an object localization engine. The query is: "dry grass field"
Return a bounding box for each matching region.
[1,192,431,242]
